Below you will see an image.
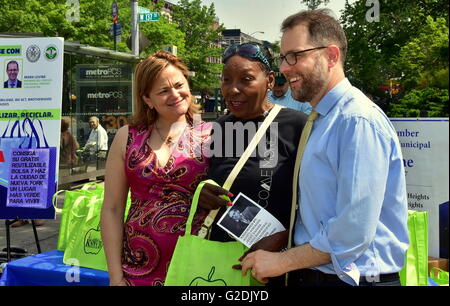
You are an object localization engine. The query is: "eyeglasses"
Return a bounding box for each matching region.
[278,46,327,66]
[223,43,271,70]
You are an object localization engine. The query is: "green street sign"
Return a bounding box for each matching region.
[139,12,160,22]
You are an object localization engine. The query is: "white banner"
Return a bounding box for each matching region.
[391,118,449,258]
[0,37,64,219]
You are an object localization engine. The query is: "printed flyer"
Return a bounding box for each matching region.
[0,37,64,219]
[391,118,449,258]
[217,193,286,248]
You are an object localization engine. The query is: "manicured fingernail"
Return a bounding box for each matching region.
[228,202,232,206]
[227,192,234,197]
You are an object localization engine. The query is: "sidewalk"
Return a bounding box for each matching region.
[0,192,64,261]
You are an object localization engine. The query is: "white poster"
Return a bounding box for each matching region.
[391,118,449,258]
[0,37,64,219]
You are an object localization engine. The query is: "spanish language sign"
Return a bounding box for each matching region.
[0,37,63,219]
[391,118,449,258]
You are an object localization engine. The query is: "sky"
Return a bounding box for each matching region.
[198,0,350,43]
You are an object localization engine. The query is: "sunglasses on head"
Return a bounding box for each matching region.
[223,43,271,70]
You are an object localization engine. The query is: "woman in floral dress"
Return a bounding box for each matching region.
[101,51,210,286]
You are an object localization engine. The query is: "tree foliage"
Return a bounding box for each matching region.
[0,0,186,54]
[340,0,449,117]
[0,0,113,47]
[0,0,225,93]
[389,88,449,117]
[172,0,224,93]
[299,0,331,10]
[393,16,449,90]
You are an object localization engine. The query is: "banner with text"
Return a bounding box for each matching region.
[0,37,64,219]
[391,118,449,258]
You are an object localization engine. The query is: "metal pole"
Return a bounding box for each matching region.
[5,220,13,262]
[113,23,117,51]
[30,220,42,254]
[131,0,139,56]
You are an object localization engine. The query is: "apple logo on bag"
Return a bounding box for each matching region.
[84,225,103,255]
[189,266,227,286]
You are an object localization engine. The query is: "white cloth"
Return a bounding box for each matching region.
[85,125,108,152]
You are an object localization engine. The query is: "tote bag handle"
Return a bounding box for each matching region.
[185,179,217,236]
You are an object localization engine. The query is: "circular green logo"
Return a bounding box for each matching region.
[45,45,58,61]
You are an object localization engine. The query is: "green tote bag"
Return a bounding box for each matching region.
[55,183,104,251]
[429,267,449,286]
[63,193,108,271]
[165,180,261,286]
[61,185,131,271]
[399,210,429,286]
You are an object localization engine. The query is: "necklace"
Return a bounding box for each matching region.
[263,103,275,117]
[154,123,185,146]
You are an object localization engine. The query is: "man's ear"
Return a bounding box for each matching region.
[326,45,341,68]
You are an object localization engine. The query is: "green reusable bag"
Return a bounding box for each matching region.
[62,190,131,271]
[165,180,262,286]
[399,210,429,286]
[429,268,449,286]
[55,183,104,251]
[63,193,107,270]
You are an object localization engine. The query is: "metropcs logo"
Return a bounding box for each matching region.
[85,67,123,77]
[86,91,123,99]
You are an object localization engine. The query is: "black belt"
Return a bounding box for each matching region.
[289,269,399,286]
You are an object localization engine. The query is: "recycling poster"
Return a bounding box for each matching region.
[0,37,64,219]
[391,118,449,258]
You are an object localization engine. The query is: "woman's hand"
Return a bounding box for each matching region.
[198,183,233,210]
[233,230,288,269]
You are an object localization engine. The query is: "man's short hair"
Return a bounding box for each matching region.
[6,60,19,71]
[281,9,348,65]
[89,116,99,123]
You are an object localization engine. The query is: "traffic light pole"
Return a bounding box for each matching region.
[131,0,139,56]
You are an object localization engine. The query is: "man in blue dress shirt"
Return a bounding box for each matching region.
[268,69,312,115]
[241,9,409,286]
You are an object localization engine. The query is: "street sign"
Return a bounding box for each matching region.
[110,23,122,36]
[112,1,118,17]
[112,1,119,24]
[139,12,160,22]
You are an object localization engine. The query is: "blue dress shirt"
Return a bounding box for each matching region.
[294,78,409,286]
[269,88,312,115]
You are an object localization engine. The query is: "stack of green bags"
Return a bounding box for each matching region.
[55,183,131,271]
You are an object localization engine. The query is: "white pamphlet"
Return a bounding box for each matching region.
[217,192,286,248]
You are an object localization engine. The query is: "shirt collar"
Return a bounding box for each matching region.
[315,78,352,117]
[271,92,285,100]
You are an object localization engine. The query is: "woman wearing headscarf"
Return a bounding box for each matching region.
[199,43,307,286]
